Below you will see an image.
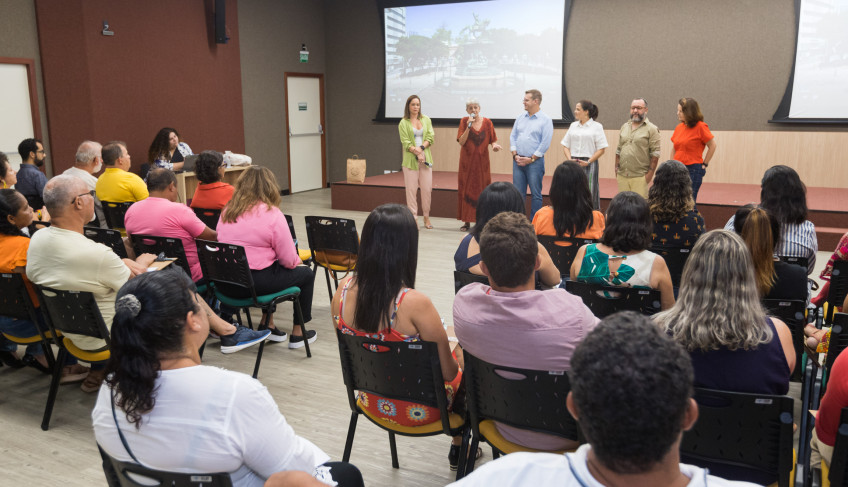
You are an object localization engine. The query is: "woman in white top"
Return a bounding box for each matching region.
[92,268,362,487]
[561,100,609,210]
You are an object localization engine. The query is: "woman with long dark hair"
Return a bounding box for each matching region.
[724,165,817,274]
[455,182,560,288]
[671,97,716,202]
[571,191,675,310]
[532,161,605,243]
[333,203,466,468]
[148,127,193,171]
[92,269,363,487]
[648,160,705,251]
[561,100,608,209]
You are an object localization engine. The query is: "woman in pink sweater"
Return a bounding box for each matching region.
[216,166,317,349]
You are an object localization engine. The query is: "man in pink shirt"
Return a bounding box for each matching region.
[453,211,599,451]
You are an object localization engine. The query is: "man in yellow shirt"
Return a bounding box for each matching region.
[95,141,148,203]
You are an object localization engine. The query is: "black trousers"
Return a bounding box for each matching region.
[217,263,315,324]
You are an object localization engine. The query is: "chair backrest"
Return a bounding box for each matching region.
[84,226,129,259]
[36,285,110,343]
[777,254,809,270]
[334,328,453,434]
[101,201,134,230]
[98,445,233,487]
[763,298,806,382]
[827,408,848,487]
[650,246,691,289]
[828,261,848,313]
[454,270,489,294]
[825,313,848,392]
[463,350,579,442]
[130,234,191,278]
[194,239,257,300]
[0,272,39,323]
[564,280,661,317]
[284,214,302,253]
[537,235,597,278]
[304,216,359,268]
[680,387,794,487]
[192,207,221,231]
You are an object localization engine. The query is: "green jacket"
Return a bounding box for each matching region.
[398,115,434,171]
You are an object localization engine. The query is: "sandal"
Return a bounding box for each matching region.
[60,364,91,384]
[0,350,25,368]
[80,368,106,393]
[459,223,469,232]
[22,354,51,374]
[448,444,482,471]
[423,218,434,230]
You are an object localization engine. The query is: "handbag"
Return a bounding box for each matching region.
[346,155,366,183]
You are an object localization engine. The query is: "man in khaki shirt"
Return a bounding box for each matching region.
[615,98,661,198]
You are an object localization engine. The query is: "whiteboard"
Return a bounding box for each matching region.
[0,63,36,170]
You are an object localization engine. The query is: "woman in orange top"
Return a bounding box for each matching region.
[190,151,235,210]
[532,161,605,244]
[671,98,716,203]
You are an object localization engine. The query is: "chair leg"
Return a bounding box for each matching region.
[342,412,358,462]
[456,427,472,480]
[388,431,399,469]
[243,308,254,329]
[41,347,67,431]
[464,434,481,475]
[293,296,311,358]
[324,267,334,302]
[251,340,266,379]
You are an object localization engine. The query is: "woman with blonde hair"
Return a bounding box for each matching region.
[216,166,317,348]
[456,98,501,231]
[654,230,794,396]
[398,95,435,229]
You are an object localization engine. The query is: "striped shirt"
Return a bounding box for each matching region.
[725,215,818,274]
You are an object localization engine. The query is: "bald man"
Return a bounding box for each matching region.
[63,140,107,227]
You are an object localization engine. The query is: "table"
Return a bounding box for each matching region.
[175,165,250,204]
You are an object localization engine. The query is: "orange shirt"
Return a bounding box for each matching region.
[671,121,713,166]
[190,182,235,210]
[532,206,605,244]
[0,234,38,305]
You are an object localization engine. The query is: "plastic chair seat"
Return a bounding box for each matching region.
[478,420,573,455]
[62,337,110,363]
[3,330,60,344]
[298,249,312,263]
[357,397,464,435]
[214,286,300,308]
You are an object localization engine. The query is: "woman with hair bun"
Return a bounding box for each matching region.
[93,268,363,487]
[561,100,608,209]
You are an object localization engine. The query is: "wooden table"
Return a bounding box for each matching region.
[175,165,250,204]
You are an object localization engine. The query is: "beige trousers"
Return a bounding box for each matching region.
[402,166,432,217]
[810,428,835,469]
[616,173,649,198]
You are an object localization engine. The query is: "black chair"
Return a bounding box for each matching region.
[680,388,795,487]
[98,444,233,487]
[454,271,489,294]
[824,261,848,327]
[778,254,810,270]
[36,285,111,431]
[763,298,807,381]
[129,234,192,279]
[564,280,661,317]
[101,201,134,230]
[305,216,359,302]
[650,246,692,289]
[822,408,848,487]
[537,235,597,278]
[822,313,848,394]
[0,273,57,369]
[335,329,465,473]
[284,214,312,265]
[195,239,310,368]
[462,351,580,476]
[84,226,128,258]
[192,207,221,230]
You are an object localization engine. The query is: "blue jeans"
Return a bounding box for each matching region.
[0,314,46,356]
[513,157,545,218]
[688,164,706,203]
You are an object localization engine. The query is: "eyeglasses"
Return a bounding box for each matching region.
[72,190,96,203]
[630,106,647,111]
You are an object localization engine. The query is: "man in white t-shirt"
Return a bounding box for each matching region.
[449,312,758,487]
[63,140,106,227]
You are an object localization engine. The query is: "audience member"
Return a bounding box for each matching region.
[571,191,675,310]
[648,160,704,251]
[454,211,598,450]
[449,311,758,487]
[812,231,848,307]
[1,153,17,189]
[532,161,605,244]
[189,150,234,210]
[615,98,660,198]
[216,166,316,348]
[95,141,149,203]
[812,344,848,471]
[92,269,363,487]
[147,127,192,171]
[63,140,107,227]
[15,138,48,209]
[655,230,794,396]
[724,165,817,274]
[733,205,806,301]
[454,181,559,288]
[332,203,465,469]
[510,89,553,219]
[124,168,216,283]
[27,176,265,391]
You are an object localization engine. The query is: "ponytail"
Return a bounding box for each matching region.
[578,99,599,121]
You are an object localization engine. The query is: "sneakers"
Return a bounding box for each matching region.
[288,329,317,349]
[259,325,288,343]
[220,326,272,354]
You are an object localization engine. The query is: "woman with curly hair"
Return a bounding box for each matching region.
[648,160,705,251]
[190,150,234,210]
[147,127,193,171]
[1,153,17,189]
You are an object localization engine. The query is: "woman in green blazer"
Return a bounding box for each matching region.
[398,95,435,229]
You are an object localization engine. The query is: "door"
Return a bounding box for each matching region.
[285,73,326,193]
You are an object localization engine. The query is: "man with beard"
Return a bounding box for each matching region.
[615,98,661,198]
[63,140,107,228]
[16,138,48,209]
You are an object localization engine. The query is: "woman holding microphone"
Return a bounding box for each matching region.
[398,95,435,229]
[561,100,608,210]
[457,99,501,231]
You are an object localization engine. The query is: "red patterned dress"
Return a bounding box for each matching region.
[457,117,496,223]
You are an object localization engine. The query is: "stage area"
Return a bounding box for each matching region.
[331,171,847,249]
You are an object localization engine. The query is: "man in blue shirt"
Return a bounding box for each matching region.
[16,138,48,209]
[509,89,553,219]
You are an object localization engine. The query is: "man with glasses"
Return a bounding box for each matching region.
[15,138,49,209]
[615,98,661,198]
[63,140,107,228]
[95,141,149,203]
